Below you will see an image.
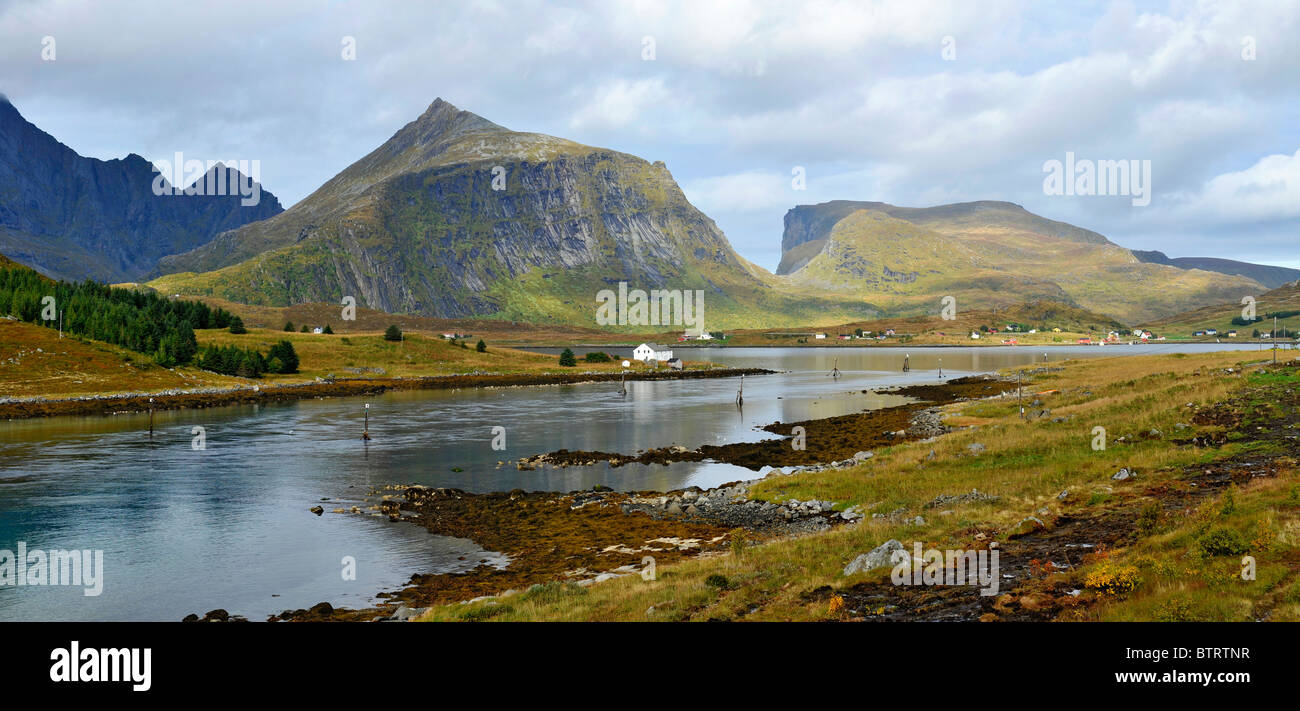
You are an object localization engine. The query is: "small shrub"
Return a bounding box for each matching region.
[1154,597,1196,622]
[1084,561,1141,595]
[459,603,512,621]
[584,351,611,363]
[729,528,747,557]
[558,348,576,367]
[384,325,402,342]
[228,316,247,335]
[827,594,846,619]
[1136,500,1162,535]
[283,321,294,332]
[704,574,730,589]
[1198,526,1248,557]
[476,339,486,353]
[1219,487,1237,517]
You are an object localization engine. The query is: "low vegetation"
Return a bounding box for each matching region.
[419,350,1300,621]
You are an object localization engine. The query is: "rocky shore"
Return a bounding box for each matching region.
[518,376,1017,471]
[187,374,1022,621]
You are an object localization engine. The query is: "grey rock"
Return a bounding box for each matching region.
[844,539,907,576]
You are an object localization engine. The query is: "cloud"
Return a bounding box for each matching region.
[0,0,1297,271]
[567,78,672,134]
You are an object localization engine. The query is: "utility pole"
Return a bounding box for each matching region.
[1274,316,1279,365]
[362,403,371,441]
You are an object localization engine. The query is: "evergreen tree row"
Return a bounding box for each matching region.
[1,265,237,366]
[196,341,299,378]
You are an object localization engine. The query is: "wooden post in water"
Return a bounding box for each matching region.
[1274,316,1279,365]
[829,358,840,378]
[362,403,371,441]
[903,354,910,372]
[937,357,943,380]
[736,374,744,407]
[148,397,154,438]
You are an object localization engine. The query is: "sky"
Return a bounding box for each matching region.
[2,0,1298,272]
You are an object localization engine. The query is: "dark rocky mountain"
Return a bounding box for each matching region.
[0,95,283,283]
[1131,249,1300,290]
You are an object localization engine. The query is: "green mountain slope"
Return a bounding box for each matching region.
[777,200,1263,324]
[149,99,874,330]
[1140,279,1300,337]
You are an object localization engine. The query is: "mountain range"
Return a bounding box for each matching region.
[0,96,283,283]
[1,95,1292,329]
[146,98,873,328]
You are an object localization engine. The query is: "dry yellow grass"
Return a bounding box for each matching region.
[419,349,1300,621]
[0,318,700,401]
[0,319,238,398]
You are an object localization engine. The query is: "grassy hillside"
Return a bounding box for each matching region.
[1141,280,1300,340]
[419,349,1300,622]
[0,318,239,398]
[778,203,1262,324]
[696,299,1128,347]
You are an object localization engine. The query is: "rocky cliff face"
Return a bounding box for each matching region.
[149,99,846,327]
[0,96,283,283]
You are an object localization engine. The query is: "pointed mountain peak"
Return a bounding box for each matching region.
[407,96,506,138]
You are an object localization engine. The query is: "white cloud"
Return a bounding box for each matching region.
[567,78,672,134]
[1,0,1298,270]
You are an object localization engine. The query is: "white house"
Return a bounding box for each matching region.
[633,343,673,362]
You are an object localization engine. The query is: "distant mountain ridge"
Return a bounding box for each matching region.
[778,200,1263,324]
[1131,250,1300,290]
[778,200,1109,275]
[0,96,283,283]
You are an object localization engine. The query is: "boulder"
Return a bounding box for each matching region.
[843,539,907,576]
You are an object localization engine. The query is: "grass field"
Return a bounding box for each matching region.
[418,349,1300,622]
[0,316,712,401]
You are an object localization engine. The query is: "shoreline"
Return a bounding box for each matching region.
[0,367,776,420]
[227,375,1019,622]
